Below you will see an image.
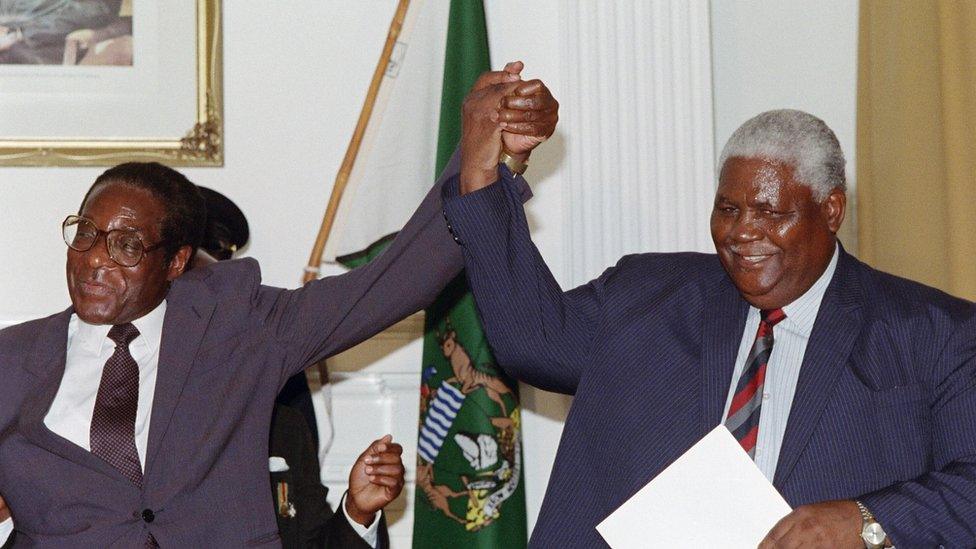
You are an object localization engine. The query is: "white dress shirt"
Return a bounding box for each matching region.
[44,301,165,467]
[721,245,839,481]
[42,300,378,545]
[342,493,380,547]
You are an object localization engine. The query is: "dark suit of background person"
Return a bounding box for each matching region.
[269,405,387,548]
[443,110,976,547]
[0,67,551,546]
[195,186,387,548]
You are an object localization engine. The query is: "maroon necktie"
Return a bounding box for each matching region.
[725,308,786,458]
[90,322,143,487]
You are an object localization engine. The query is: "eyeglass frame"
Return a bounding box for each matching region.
[62,214,169,267]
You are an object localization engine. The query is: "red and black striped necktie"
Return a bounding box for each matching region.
[725,308,786,458]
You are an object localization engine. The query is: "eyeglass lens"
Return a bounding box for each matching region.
[62,216,147,267]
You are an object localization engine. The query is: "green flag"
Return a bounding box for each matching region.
[413,1,527,547]
[336,2,527,545]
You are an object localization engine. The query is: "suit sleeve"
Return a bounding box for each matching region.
[254,150,532,380]
[440,168,608,395]
[858,311,976,546]
[318,506,389,549]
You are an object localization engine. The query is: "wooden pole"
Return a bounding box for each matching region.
[303,0,412,284]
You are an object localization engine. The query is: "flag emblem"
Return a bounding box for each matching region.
[417,316,522,533]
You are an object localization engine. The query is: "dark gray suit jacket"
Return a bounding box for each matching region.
[0,155,516,547]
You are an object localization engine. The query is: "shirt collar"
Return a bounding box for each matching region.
[778,243,839,337]
[130,300,167,355]
[745,243,839,338]
[72,300,167,356]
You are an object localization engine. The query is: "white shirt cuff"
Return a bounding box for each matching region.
[341,492,381,548]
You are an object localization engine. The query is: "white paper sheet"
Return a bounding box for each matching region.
[596,425,792,548]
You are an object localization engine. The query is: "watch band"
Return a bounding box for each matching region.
[855,500,888,549]
[499,148,528,175]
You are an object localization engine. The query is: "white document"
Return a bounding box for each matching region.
[596,425,791,548]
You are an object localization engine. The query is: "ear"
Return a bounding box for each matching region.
[822,188,846,234]
[166,245,193,281]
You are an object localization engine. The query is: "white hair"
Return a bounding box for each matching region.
[718,109,846,201]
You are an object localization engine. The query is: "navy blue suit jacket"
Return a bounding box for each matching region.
[443,170,976,548]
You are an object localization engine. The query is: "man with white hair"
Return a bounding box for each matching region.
[442,109,976,547]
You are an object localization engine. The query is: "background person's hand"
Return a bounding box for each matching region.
[65,29,97,52]
[344,435,405,526]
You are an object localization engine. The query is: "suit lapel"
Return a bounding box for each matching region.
[701,277,750,433]
[144,281,215,476]
[19,309,129,482]
[773,250,864,488]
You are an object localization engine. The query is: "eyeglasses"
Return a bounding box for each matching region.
[62,215,167,267]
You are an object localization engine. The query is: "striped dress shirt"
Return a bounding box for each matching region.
[721,245,839,481]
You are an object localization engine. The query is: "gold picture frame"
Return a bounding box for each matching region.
[0,0,223,167]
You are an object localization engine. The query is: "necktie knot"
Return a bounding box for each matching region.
[108,322,140,347]
[760,308,786,328]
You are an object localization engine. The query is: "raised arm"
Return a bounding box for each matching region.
[442,167,608,395]
[256,64,556,378]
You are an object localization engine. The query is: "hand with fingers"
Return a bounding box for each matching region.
[64,28,98,53]
[344,435,405,526]
[459,61,559,195]
[500,64,558,158]
[758,500,863,549]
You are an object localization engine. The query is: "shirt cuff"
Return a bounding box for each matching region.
[341,492,380,548]
[441,163,532,202]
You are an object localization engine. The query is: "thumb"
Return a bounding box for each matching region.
[503,60,524,77]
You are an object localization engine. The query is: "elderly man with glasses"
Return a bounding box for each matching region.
[0,65,558,546]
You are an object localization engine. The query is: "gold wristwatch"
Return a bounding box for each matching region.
[499,148,528,175]
[855,500,889,549]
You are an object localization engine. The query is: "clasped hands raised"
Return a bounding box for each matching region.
[460,61,559,195]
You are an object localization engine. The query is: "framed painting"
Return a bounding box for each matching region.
[0,0,222,166]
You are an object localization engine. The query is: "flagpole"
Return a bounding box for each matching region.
[302,0,412,284]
